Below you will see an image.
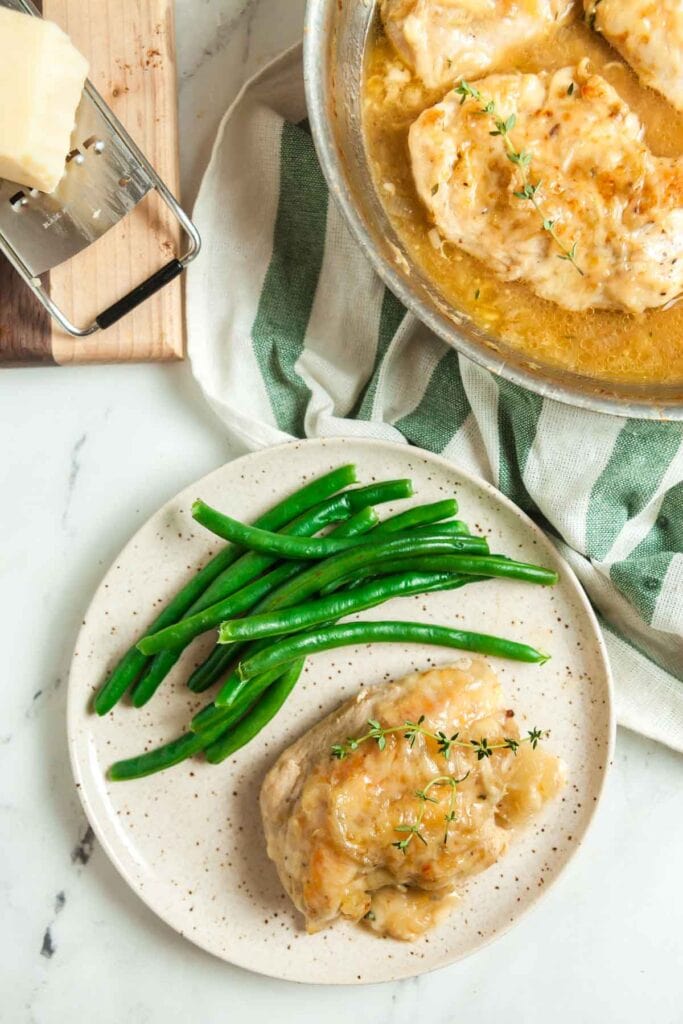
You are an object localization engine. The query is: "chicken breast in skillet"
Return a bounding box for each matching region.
[585,0,683,112]
[380,0,574,91]
[260,659,563,941]
[409,61,683,313]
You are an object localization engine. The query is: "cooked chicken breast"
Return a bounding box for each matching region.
[381,0,574,91]
[409,62,683,313]
[260,659,563,941]
[586,0,683,112]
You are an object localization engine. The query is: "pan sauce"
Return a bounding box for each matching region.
[363,15,683,384]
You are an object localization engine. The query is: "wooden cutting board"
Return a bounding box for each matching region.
[0,0,184,365]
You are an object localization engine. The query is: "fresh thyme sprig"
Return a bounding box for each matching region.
[331,716,547,854]
[454,80,584,276]
[331,716,545,761]
[393,773,470,852]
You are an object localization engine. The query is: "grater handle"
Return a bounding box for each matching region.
[0,181,201,338]
[95,259,184,330]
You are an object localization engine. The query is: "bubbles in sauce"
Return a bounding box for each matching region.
[363,17,683,386]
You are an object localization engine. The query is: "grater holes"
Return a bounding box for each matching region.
[66,148,85,165]
[83,136,106,154]
[9,191,28,211]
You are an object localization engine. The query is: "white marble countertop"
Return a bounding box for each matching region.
[1,1,682,1020]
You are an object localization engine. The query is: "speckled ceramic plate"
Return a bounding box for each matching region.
[68,437,613,984]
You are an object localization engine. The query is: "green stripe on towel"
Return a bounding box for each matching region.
[395,346,470,452]
[251,121,328,435]
[610,482,683,623]
[497,379,544,519]
[586,421,683,561]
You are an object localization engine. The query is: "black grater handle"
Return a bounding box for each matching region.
[95,259,184,330]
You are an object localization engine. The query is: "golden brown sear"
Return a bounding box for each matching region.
[260,659,563,941]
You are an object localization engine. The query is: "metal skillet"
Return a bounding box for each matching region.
[303,0,683,420]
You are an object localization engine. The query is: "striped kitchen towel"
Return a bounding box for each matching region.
[186,44,683,751]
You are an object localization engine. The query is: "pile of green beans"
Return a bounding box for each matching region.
[172,499,475,693]
[136,507,380,656]
[129,483,410,707]
[94,463,359,715]
[102,464,558,782]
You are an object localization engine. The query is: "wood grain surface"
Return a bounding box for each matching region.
[0,257,54,365]
[0,0,184,366]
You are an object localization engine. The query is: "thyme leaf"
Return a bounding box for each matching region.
[331,718,547,850]
[454,80,584,276]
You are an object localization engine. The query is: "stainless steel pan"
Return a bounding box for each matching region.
[303,0,683,420]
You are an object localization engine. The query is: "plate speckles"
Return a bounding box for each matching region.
[67,437,613,984]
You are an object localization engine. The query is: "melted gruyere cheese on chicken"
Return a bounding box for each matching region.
[381,0,573,91]
[363,14,683,383]
[260,659,564,941]
[409,62,683,313]
[586,0,683,113]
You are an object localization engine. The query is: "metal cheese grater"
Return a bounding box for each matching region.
[0,0,200,337]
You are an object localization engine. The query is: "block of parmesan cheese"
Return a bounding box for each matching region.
[0,8,89,193]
